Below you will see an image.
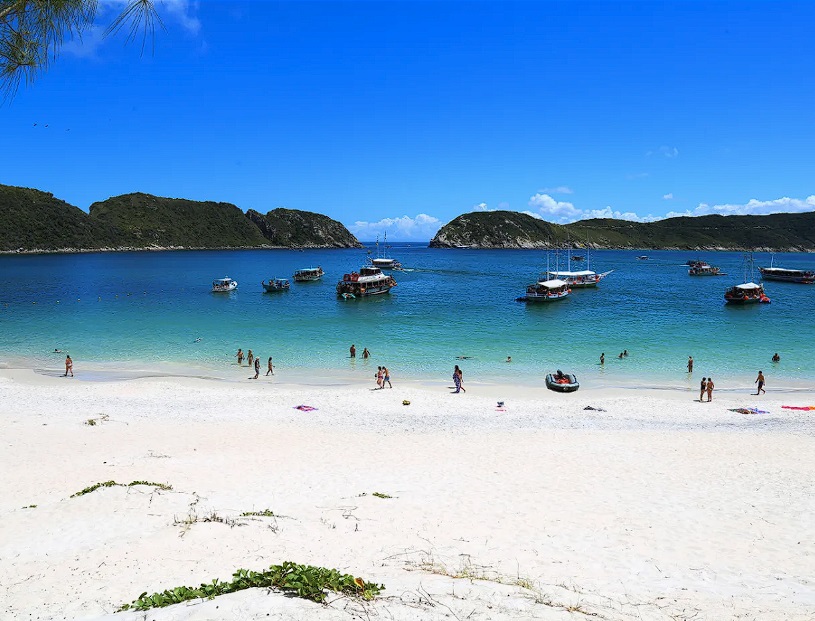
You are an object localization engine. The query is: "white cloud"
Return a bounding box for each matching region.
[666,195,815,219]
[349,214,442,241]
[539,186,573,195]
[646,146,679,158]
[663,193,674,200]
[528,193,659,224]
[472,202,491,212]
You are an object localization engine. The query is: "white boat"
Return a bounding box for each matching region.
[545,269,612,288]
[725,253,770,304]
[521,278,570,302]
[212,277,237,292]
[336,266,397,297]
[759,256,814,284]
[368,233,400,269]
[293,267,324,282]
[688,262,725,276]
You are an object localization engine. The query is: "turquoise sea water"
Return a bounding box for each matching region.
[1,246,813,387]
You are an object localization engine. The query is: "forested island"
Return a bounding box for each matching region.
[429,210,815,251]
[0,184,361,252]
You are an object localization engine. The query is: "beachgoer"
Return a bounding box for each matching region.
[266,357,274,376]
[247,350,254,368]
[600,353,605,365]
[383,366,392,388]
[452,365,462,393]
[236,348,244,365]
[755,370,766,395]
[252,356,260,379]
[623,350,629,357]
[506,356,512,363]
[772,353,780,363]
[457,366,465,392]
[618,352,624,359]
[688,356,694,373]
[362,347,370,359]
[64,354,73,377]
[375,366,383,389]
[699,377,707,402]
[706,377,714,402]
[350,344,356,358]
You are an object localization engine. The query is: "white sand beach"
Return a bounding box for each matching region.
[2,368,814,620]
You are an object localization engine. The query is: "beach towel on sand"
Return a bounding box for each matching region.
[781,405,815,411]
[729,407,769,415]
[294,405,317,412]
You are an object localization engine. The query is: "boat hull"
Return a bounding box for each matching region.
[758,268,814,284]
[545,374,579,392]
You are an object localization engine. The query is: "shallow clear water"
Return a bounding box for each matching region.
[1,247,812,387]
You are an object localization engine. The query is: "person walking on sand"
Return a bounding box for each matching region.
[350,344,356,358]
[452,365,465,393]
[266,357,274,376]
[252,356,260,379]
[64,354,73,377]
[699,377,707,402]
[236,348,244,365]
[688,356,694,373]
[706,377,714,402]
[755,370,766,395]
[247,350,254,368]
[383,366,392,388]
[375,366,383,389]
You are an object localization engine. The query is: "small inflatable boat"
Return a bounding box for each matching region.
[545,371,579,393]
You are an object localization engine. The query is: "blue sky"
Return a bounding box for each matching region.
[2,0,814,240]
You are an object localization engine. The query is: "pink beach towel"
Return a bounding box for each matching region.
[294,405,317,412]
[781,405,815,411]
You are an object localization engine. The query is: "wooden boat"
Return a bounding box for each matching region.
[367,233,400,269]
[724,282,769,304]
[293,267,324,282]
[336,266,397,297]
[545,371,579,392]
[545,269,612,288]
[688,262,725,276]
[212,277,237,292]
[519,278,570,302]
[262,278,290,292]
[758,266,815,284]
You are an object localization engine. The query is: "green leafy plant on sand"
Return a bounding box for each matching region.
[118,562,385,611]
[70,481,172,497]
[240,509,276,517]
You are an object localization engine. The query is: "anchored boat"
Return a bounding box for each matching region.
[336,266,397,297]
[212,277,237,292]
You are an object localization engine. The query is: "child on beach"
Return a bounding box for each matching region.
[755,371,766,395]
[266,357,274,376]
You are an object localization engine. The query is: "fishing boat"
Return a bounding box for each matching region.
[293,267,324,282]
[368,233,400,269]
[212,277,237,292]
[519,278,570,303]
[758,256,815,283]
[758,267,815,284]
[724,282,768,304]
[545,371,579,392]
[688,262,725,276]
[336,266,397,297]
[262,278,290,292]
[725,253,770,304]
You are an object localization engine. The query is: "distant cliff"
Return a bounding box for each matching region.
[246,208,362,248]
[429,210,815,251]
[0,184,361,252]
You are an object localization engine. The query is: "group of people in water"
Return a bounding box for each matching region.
[235,348,274,379]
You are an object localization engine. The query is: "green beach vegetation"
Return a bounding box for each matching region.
[118,562,385,611]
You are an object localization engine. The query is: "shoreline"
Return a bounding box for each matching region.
[1,368,814,620]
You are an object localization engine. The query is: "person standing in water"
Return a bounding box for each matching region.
[350,344,356,358]
[236,349,244,365]
[247,350,254,368]
[687,356,694,373]
[600,353,605,365]
[362,347,370,359]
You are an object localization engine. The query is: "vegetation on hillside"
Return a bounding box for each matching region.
[430,210,815,251]
[246,208,362,248]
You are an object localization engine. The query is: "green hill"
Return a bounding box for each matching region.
[429,210,815,251]
[246,208,362,248]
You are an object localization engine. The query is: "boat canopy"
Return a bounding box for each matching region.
[537,279,568,288]
[735,282,762,290]
[547,270,596,277]
[213,277,233,284]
